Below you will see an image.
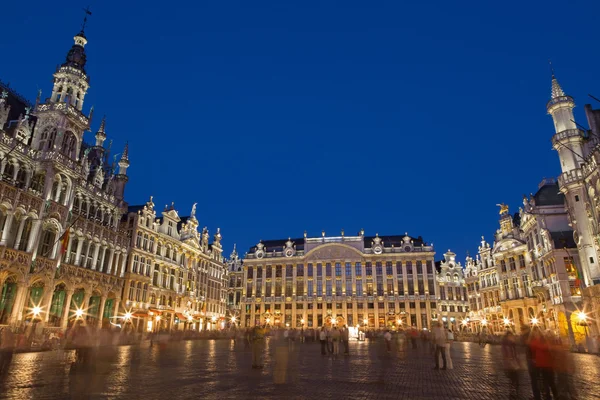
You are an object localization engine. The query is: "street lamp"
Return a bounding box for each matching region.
[503,318,510,326]
[531,317,539,326]
[32,306,42,317]
[124,312,132,321]
[231,316,237,323]
[481,319,487,326]
[75,308,84,318]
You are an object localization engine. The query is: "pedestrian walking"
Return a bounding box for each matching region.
[331,326,341,357]
[319,326,327,355]
[501,331,520,399]
[384,330,392,353]
[0,327,15,376]
[251,325,266,369]
[326,327,333,354]
[432,322,447,370]
[445,328,454,369]
[342,325,350,354]
[529,330,558,400]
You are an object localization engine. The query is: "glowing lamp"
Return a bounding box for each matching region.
[461,319,468,326]
[231,316,237,323]
[481,319,488,326]
[577,311,587,322]
[124,312,132,321]
[503,318,510,325]
[155,315,161,321]
[75,309,84,318]
[211,316,217,322]
[531,317,538,325]
[32,306,42,316]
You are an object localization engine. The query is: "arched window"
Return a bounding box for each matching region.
[136,282,142,301]
[38,227,57,258]
[3,162,15,182]
[453,274,459,283]
[15,167,27,189]
[30,172,45,193]
[60,132,77,158]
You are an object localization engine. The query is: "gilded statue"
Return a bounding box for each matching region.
[496,203,509,215]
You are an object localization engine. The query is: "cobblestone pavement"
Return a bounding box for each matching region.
[1,339,599,400]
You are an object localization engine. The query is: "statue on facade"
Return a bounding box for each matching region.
[190,202,197,219]
[496,203,509,215]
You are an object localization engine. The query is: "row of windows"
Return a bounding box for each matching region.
[247,261,434,279]
[246,277,436,298]
[246,301,437,312]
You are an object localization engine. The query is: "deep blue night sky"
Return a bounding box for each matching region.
[2,1,600,262]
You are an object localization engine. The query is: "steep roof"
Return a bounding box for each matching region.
[534,183,565,207]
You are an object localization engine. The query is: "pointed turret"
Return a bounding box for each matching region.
[118,142,129,175]
[95,115,106,146]
[113,142,130,200]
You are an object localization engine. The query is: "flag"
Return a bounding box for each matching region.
[59,229,70,256]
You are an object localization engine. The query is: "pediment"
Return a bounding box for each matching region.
[304,244,362,261]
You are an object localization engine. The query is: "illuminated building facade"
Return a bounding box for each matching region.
[545,76,600,337]
[0,26,129,331]
[436,250,469,330]
[240,231,444,330]
[122,198,228,331]
[226,245,243,326]
[464,179,584,344]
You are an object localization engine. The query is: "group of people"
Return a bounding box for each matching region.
[318,325,350,357]
[502,327,578,400]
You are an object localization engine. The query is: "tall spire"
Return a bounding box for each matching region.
[121,142,129,161]
[551,75,565,100]
[118,142,129,175]
[95,115,106,146]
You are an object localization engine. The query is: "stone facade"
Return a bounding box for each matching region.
[0,26,229,333]
[239,231,457,331]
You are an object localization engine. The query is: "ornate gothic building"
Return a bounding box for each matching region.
[0,24,229,333]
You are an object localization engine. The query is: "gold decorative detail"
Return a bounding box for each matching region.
[496,203,509,215]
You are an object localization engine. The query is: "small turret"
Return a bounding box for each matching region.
[95,115,106,146]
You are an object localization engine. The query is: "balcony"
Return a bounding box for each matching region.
[36,101,89,127]
[558,168,584,189]
[0,246,32,267]
[32,256,58,274]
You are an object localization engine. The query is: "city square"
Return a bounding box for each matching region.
[1,1,600,399]
[0,338,598,400]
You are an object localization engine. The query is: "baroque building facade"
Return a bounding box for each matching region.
[226,244,243,326]
[239,231,447,331]
[436,250,469,331]
[0,27,129,331]
[122,198,228,332]
[0,24,229,333]
[464,179,585,344]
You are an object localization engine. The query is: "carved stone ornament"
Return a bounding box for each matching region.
[305,244,360,261]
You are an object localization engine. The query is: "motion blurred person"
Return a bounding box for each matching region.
[342,325,350,354]
[384,330,392,353]
[502,331,520,399]
[445,328,454,369]
[331,326,341,357]
[319,327,327,355]
[432,322,447,370]
[0,327,15,376]
[251,325,266,369]
[529,329,558,400]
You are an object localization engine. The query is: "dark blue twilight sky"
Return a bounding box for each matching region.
[2,1,599,262]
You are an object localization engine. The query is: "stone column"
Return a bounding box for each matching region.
[98,246,107,273]
[42,287,55,323]
[113,299,121,321]
[106,248,116,274]
[9,283,27,325]
[60,289,75,329]
[91,243,101,270]
[75,238,85,266]
[97,296,107,328]
[120,254,127,277]
[26,220,42,253]
[13,218,27,250]
[0,212,14,246]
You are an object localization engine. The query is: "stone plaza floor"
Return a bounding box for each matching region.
[0,338,599,400]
